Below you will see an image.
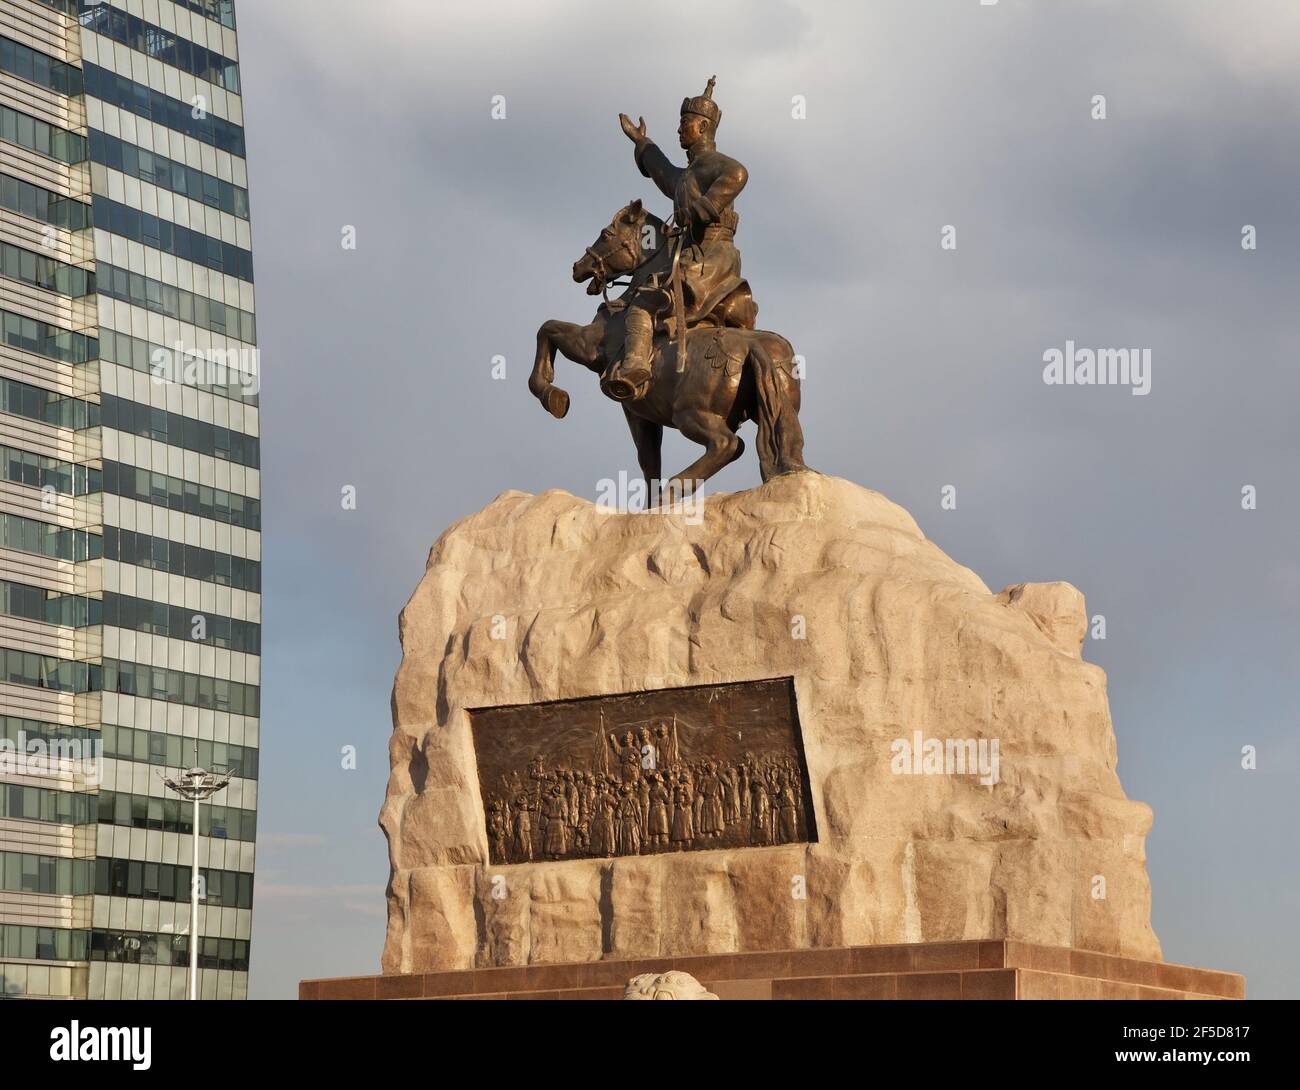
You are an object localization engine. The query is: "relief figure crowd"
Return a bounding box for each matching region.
[484,722,807,863]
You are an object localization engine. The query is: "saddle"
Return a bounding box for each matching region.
[616,277,757,335]
[604,278,756,377]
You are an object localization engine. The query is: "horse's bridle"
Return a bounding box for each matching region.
[583,222,658,300]
[585,215,676,300]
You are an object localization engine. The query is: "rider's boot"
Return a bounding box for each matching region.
[601,305,654,402]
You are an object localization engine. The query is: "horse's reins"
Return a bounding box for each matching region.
[667,221,688,373]
[588,216,689,372]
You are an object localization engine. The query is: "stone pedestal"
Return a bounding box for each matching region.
[302,941,1244,1000]
[379,473,1164,978]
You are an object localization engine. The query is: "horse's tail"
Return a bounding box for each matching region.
[747,334,807,482]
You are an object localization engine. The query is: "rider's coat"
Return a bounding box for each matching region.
[633,138,748,323]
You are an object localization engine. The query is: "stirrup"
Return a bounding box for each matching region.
[601,367,652,402]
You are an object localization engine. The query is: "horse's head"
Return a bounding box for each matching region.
[572,199,662,295]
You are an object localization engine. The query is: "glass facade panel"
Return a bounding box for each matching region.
[0,35,82,95]
[77,5,239,91]
[82,64,245,156]
[89,130,250,220]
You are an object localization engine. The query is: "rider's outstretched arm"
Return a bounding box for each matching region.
[620,113,682,201]
[634,139,684,201]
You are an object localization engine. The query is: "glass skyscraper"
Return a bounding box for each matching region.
[0,0,258,999]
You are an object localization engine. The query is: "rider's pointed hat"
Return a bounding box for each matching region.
[681,75,722,127]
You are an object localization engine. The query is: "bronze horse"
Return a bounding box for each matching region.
[528,200,808,497]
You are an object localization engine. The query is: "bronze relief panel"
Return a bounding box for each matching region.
[469,677,816,864]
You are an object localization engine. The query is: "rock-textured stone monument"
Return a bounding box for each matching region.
[378,473,1162,975]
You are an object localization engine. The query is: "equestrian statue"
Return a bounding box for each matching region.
[527,77,809,498]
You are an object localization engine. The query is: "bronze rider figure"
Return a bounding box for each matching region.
[605,76,750,402]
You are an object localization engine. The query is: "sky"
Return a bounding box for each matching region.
[233,0,1300,999]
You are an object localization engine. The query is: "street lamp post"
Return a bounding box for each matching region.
[163,747,233,1001]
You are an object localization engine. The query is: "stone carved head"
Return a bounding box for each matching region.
[623,971,719,1001]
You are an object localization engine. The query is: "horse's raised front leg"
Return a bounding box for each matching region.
[528,319,596,419]
[666,408,744,500]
